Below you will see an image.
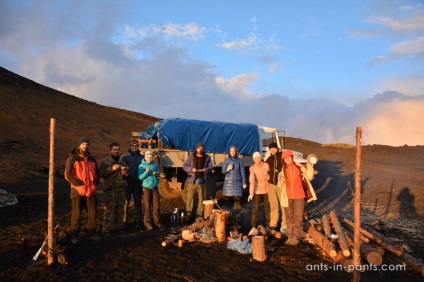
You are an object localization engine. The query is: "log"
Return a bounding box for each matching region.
[333,252,354,273]
[342,221,370,243]
[215,211,226,242]
[252,236,267,262]
[329,211,351,257]
[345,230,383,266]
[322,214,332,236]
[266,227,282,239]
[343,218,381,243]
[385,251,424,277]
[161,234,181,247]
[203,200,215,219]
[306,224,337,258]
[343,218,402,256]
[369,242,385,256]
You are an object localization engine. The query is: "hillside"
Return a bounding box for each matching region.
[0,66,159,184]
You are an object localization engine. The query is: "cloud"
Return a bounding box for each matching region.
[355,93,424,146]
[368,10,424,31]
[125,22,206,41]
[215,72,260,98]
[368,36,424,64]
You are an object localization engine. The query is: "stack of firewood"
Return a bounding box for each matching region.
[304,210,424,276]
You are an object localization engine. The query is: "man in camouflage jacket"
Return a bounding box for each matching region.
[99,142,128,234]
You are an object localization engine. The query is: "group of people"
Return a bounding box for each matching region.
[64,137,162,242]
[221,142,316,246]
[65,136,316,246]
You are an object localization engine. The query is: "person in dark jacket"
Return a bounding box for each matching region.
[120,140,144,228]
[265,142,285,231]
[138,151,162,230]
[222,146,247,210]
[99,143,127,235]
[65,136,99,241]
[182,142,213,219]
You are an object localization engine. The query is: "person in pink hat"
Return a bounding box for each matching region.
[279,150,315,245]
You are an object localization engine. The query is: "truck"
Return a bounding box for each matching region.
[131,118,311,197]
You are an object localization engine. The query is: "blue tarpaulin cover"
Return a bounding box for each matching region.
[141,118,260,154]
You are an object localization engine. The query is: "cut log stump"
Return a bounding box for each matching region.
[252,236,267,262]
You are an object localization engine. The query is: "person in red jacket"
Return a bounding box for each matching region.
[279,150,314,245]
[65,136,99,242]
[248,152,270,228]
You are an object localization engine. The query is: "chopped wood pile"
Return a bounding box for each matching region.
[304,210,424,276]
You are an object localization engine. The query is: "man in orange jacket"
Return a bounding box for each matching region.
[65,136,99,242]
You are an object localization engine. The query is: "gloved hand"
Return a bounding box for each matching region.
[248,194,253,201]
[242,184,247,189]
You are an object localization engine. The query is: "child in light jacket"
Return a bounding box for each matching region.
[248,152,270,228]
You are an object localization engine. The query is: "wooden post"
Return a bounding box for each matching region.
[215,211,226,242]
[47,118,56,265]
[353,126,362,281]
[252,236,267,262]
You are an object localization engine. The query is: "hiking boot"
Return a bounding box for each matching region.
[232,201,241,210]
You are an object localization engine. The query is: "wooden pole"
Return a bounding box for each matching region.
[47,118,56,265]
[353,126,362,281]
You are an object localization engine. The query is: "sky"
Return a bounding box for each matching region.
[1,0,423,146]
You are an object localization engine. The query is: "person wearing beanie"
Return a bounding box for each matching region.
[222,146,247,210]
[265,142,285,232]
[65,136,99,241]
[120,140,144,228]
[248,152,271,229]
[138,151,163,230]
[279,149,316,246]
[99,142,128,236]
[182,142,214,220]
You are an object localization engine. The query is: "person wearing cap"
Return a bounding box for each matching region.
[279,150,315,245]
[65,136,99,241]
[99,142,128,236]
[138,151,163,230]
[222,146,247,210]
[120,140,144,228]
[265,142,285,232]
[248,152,271,228]
[182,142,214,219]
